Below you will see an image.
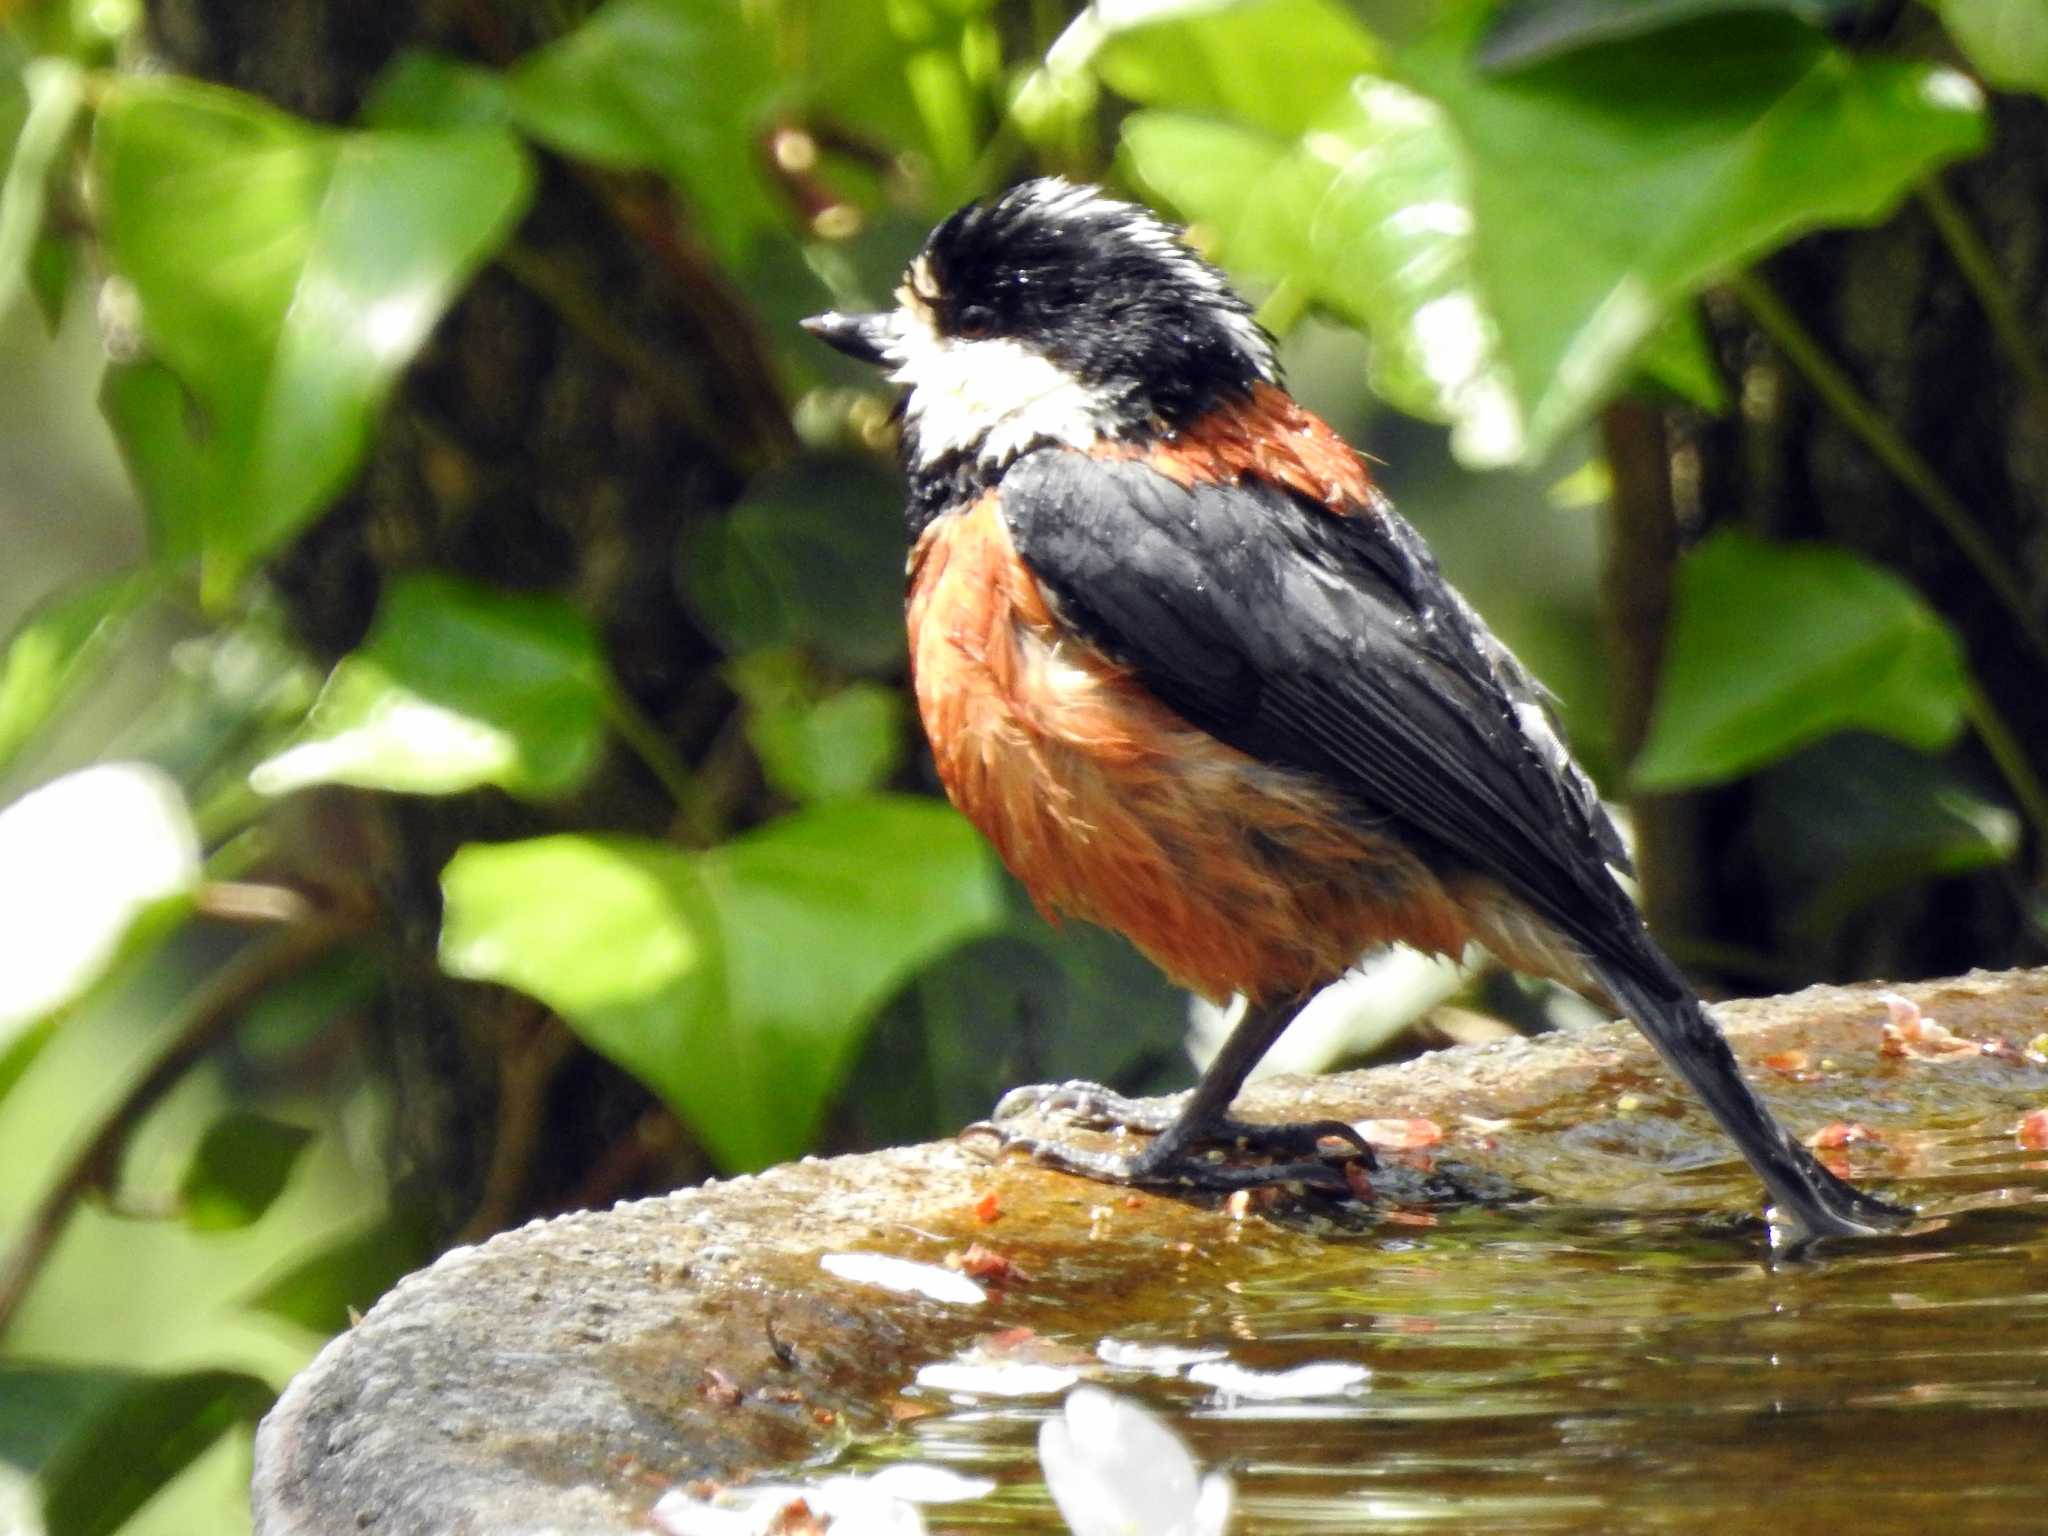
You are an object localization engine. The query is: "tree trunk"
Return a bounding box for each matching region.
[1618,92,2048,989]
[138,0,795,1234]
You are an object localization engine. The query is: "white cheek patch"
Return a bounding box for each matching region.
[886,311,1122,470]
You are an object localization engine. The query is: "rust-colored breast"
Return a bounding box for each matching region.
[906,490,1471,1004]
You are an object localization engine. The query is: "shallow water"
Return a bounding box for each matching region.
[846,1123,2048,1534]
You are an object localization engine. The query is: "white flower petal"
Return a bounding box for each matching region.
[648,1489,760,1536]
[1095,1339,1229,1374]
[1190,1473,1235,1536]
[1040,1387,1204,1536]
[819,1252,986,1305]
[916,1360,1081,1397]
[809,1480,930,1536]
[862,1464,997,1503]
[1187,1360,1369,1401]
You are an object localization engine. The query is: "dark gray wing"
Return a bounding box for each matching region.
[998,447,1638,962]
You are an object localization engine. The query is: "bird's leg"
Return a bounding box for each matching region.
[967,998,1374,1193]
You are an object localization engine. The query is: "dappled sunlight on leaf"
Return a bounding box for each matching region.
[1067,0,1377,137]
[0,572,154,776]
[1400,9,1984,459]
[250,574,607,801]
[438,798,1004,1170]
[0,762,198,1034]
[93,79,532,602]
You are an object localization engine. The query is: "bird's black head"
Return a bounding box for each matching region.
[803,179,1277,484]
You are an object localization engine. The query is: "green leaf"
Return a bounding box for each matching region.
[177,1110,316,1231]
[0,571,153,775]
[1633,531,1972,788]
[1121,83,1526,463]
[1933,0,2048,94]
[244,1198,436,1333]
[1400,9,1985,460]
[845,893,1192,1149]
[1080,0,1380,134]
[0,58,84,321]
[0,1015,58,1110]
[26,230,73,331]
[0,763,199,1035]
[1629,300,1729,412]
[779,0,991,196]
[1753,734,2019,937]
[94,78,532,604]
[360,51,513,132]
[438,796,1004,1170]
[0,1362,272,1536]
[235,945,381,1063]
[1478,0,1866,70]
[501,0,777,260]
[680,456,910,674]
[728,650,906,805]
[1118,110,1319,279]
[250,573,608,800]
[1307,79,1527,463]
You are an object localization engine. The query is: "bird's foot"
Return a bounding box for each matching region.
[966,1079,1374,1195]
[989,1079,1179,1133]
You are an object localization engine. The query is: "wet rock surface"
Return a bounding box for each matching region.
[252,969,2048,1535]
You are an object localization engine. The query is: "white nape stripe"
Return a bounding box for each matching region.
[1013,179,1277,381]
[886,306,1123,469]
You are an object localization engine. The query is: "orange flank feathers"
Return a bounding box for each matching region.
[907,491,1472,1004]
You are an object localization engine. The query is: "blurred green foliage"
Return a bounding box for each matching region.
[0,0,2042,1530]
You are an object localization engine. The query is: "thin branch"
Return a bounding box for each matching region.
[453,1008,577,1245]
[1599,398,1703,945]
[0,907,367,1338]
[192,881,316,926]
[1253,279,1312,340]
[1731,269,2048,666]
[1918,178,2048,433]
[598,183,800,472]
[600,683,703,824]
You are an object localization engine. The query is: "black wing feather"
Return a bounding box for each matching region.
[999,448,1638,963]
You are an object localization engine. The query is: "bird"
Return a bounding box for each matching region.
[803,177,1909,1244]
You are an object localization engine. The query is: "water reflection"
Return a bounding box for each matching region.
[847,1122,2048,1533]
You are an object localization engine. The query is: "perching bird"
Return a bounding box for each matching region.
[803,178,1908,1243]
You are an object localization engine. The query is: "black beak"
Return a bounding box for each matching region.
[801,311,894,368]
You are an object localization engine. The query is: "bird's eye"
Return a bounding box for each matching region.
[956,303,998,339]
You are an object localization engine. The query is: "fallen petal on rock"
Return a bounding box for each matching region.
[820,1253,986,1306]
[915,1360,1081,1397]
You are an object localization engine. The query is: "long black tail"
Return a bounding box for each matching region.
[1586,952,1913,1243]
